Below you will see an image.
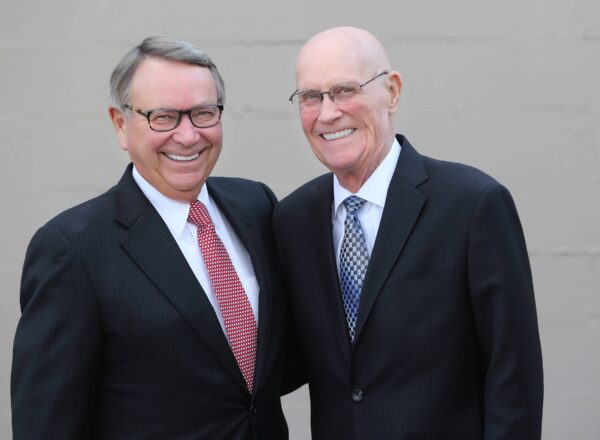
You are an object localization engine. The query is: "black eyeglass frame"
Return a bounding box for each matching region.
[123,103,224,132]
[288,71,389,106]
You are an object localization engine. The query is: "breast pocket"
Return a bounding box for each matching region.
[388,267,455,299]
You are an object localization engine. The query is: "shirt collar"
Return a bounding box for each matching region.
[333,137,401,215]
[132,166,209,239]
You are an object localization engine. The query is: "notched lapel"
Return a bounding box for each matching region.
[354,137,429,344]
[207,180,273,392]
[312,178,353,360]
[115,169,248,393]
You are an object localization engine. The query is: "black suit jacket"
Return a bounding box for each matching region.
[274,135,543,439]
[12,165,288,439]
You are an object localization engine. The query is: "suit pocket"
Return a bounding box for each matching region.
[388,267,455,298]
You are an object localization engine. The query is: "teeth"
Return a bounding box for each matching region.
[165,152,200,162]
[322,129,355,140]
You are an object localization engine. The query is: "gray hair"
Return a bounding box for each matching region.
[109,36,225,109]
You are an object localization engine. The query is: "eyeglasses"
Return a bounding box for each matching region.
[124,104,224,132]
[289,71,389,112]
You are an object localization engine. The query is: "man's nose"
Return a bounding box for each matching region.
[172,115,201,145]
[316,94,341,123]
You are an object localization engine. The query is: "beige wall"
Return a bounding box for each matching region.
[1,1,599,438]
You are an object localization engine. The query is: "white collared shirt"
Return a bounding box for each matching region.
[332,138,401,272]
[132,167,259,338]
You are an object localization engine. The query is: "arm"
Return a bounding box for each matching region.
[257,182,306,393]
[467,184,544,439]
[12,224,101,439]
[272,203,308,395]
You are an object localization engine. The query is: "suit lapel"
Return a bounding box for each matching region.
[353,137,429,344]
[206,179,271,393]
[114,167,248,392]
[311,177,353,361]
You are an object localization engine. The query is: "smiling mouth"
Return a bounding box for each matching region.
[164,152,200,162]
[320,129,355,141]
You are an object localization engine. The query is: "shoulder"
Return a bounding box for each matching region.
[397,134,506,200]
[42,186,118,241]
[409,152,522,232]
[207,175,277,210]
[426,154,499,185]
[418,152,509,203]
[23,186,120,281]
[208,175,269,193]
[276,173,331,213]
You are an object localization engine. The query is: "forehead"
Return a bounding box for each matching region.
[129,57,217,107]
[296,40,372,90]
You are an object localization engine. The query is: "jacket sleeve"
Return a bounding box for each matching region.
[12,223,101,439]
[272,203,308,395]
[467,183,544,439]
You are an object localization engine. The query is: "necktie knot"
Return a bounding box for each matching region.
[343,195,366,214]
[188,200,213,231]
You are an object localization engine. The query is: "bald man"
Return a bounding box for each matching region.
[274,27,543,439]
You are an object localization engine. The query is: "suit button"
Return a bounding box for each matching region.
[351,389,364,402]
[250,404,257,415]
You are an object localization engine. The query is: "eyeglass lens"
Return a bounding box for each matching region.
[148,106,221,131]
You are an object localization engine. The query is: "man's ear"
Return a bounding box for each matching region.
[386,71,402,115]
[108,107,129,151]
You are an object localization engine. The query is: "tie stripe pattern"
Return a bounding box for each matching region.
[339,196,369,341]
[188,200,257,392]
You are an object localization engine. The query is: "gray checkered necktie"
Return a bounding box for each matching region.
[339,195,370,341]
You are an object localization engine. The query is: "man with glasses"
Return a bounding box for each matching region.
[12,36,289,439]
[274,27,543,439]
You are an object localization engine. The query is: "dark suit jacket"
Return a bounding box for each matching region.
[273,135,543,440]
[12,164,288,440]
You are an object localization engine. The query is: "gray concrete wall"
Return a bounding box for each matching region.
[1,1,598,438]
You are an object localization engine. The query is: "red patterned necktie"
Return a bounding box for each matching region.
[187,200,257,392]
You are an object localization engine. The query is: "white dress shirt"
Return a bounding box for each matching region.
[132,167,259,338]
[332,138,401,272]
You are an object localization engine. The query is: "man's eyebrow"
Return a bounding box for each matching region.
[147,102,219,111]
